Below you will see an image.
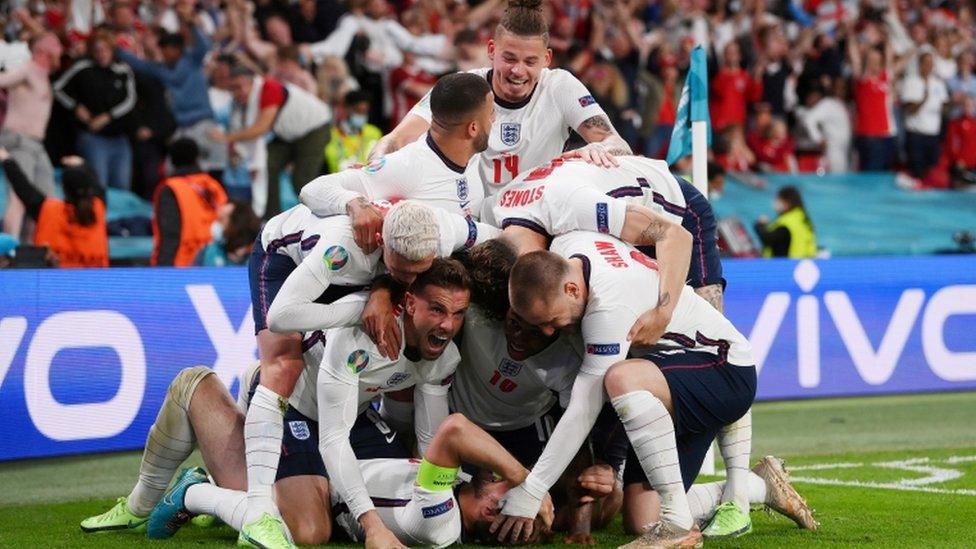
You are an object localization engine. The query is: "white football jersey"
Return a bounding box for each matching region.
[333,458,461,548]
[262,205,381,286]
[289,314,460,418]
[549,231,753,377]
[450,306,582,430]
[262,204,496,287]
[409,67,607,200]
[302,132,485,219]
[490,156,688,232]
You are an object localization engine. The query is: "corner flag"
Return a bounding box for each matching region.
[666,45,711,166]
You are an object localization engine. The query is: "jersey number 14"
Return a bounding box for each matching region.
[492,155,520,185]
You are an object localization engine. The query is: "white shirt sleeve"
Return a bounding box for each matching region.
[578,307,637,376]
[434,209,500,255]
[406,92,433,123]
[384,20,448,58]
[501,371,606,516]
[266,238,374,333]
[318,340,374,519]
[552,71,610,132]
[308,15,360,61]
[300,151,418,217]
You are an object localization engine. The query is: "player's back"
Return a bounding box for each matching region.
[490,156,687,228]
[550,231,752,369]
[450,305,580,430]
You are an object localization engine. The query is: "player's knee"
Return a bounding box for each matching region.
[604,360,647,398]
[260,356,305,395]
[438,413,471,439]
[168,366,215,411]
[288,517,331,545]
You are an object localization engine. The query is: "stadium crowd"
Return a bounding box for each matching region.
[0,0,973,268]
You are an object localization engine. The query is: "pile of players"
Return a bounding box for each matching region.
[80,3,816,548]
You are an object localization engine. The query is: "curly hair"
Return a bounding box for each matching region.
[457,238,518,321]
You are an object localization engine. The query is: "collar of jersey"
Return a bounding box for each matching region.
[569,253,591,292]
[486,70,536,110]
[425,133,466,174]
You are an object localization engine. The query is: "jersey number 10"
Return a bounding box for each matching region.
[488,370,518,392]
[492,155,520,185]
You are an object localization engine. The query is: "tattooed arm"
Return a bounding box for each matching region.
[695,283,725,313]
[619,203,692,346]
[563,114,633,168]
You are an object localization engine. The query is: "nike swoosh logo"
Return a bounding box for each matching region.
[460,201,470,209]
[385,433,397,444]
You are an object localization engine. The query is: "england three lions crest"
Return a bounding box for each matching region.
[500,122,521,146]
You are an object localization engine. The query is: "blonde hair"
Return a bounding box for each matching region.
[383,200,440,261]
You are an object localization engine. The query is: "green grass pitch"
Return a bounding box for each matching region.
[1,391,975,548]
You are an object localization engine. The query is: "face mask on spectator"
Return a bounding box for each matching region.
[347,113,368,131]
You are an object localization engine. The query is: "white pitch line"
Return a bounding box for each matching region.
[787,462,864,471]
[946,456,976,464]
[790,476,976,496]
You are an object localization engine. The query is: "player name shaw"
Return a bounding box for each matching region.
[497,185,545,208]
[595,241,628,268]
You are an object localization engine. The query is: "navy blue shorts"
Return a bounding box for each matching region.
[248,234,367,334]
[636,178,724,290]
[247,374,409,480]
[622,350,756,490]
[678,179,725,290]
[483,404,628,472]
[248,235,299,334]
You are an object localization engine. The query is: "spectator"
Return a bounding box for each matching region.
[947,50,976,114]
[54,32,137,190]
[116,15,225,174]
[270,45,317,93]
[211,65,331,219]
[0,33,62,240]
[945,96,976,188]
[324,90,381,173]
[0,149,108,268]
[288,0,345,44]
[151,138,228,267]
[756,25,793,117]
[901,52,949,179]
[754,186,817,258]
[388,50,437,129]
[848,42,898,171]
[199,198,262,266]
[751,117,797,173]
[715,124,756,173]
[314,55,359,107]
[454,28,490,72]
[796,82,852,173]
[710,41,763,132]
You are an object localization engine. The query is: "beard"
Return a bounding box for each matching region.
[474,128,490,153]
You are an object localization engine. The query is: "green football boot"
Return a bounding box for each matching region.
[702,501,753,538]
[80,496,148,533]
[238,513,296,549]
